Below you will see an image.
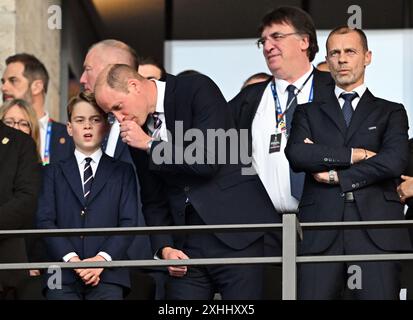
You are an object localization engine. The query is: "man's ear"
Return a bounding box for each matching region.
[127,78,140,94]
[30,79,44,96]
[66,121,73,137]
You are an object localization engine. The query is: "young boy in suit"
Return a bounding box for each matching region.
[36,92,138,300]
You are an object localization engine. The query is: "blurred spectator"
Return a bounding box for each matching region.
[316,61,330,72]
[1,53,73,165]
[242,72,272,89]
[176,69,202,76]
[0,99,40,156]
[138,56,166,81]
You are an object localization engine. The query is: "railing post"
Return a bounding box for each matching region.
[282,213,299,300]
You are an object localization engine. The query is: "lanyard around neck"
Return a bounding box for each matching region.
[270,69,315,126]
[42,120,52,166]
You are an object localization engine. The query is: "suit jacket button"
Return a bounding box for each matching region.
[184,186,190,192]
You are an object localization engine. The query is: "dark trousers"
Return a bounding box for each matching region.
[46,281,123,300]
[166,207,264,300]
[298,202,401,300]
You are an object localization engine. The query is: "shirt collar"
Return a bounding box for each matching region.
[152,79,165,114]
[335,83,367,100]
[275,65,314,95]
[38,112,50,130]
[74,148,103,166]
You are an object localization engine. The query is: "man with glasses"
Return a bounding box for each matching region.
[229,6,332,299]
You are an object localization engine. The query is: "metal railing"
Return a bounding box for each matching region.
[1,216,413,300]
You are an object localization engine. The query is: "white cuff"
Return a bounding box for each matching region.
[63,252,78,262]
[98,251,112,261]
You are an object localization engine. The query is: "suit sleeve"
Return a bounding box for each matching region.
[36,165,77,259]
[98,164,138,260]
[133,147,175,254]
[0,135,41,229]
[148,76,228,178]
[337,104,409,192]
[285,103,352,173]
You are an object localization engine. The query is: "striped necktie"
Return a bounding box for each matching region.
[83,157,93,199]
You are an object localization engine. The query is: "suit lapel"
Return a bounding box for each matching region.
[312,69,334,102]
[345,89,376,143]
[114,135,126,159]
[240,80,270,129]
[87,153,115,204]
[61,155,85,206]
[319,88,348,138]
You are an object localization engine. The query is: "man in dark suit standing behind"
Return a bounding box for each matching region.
[0,121,41,299]
[94,64,278,299]
[285,26,410,299]
[229,6,332,299]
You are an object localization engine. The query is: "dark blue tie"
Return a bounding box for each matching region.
[152,112,162,130]
[285,84,297,135]
[284,84,304,201]
[340,92,358,127]
[83,157,93,200]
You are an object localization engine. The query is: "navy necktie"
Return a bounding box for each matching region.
[285,84,297,134]
[152,112,162,130]
[340,92,358,127]
[285,84,304,201]
[148,112,162,139]
[83,157,93,200]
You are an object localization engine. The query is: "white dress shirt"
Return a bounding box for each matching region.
[62,148,112,262]
[151,79,168,142]
[104,119,120,157]
[251,66,314,213]
[335,83,367,110]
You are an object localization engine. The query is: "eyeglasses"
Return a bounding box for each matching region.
[256,32,303,49]
[2,118,31,130]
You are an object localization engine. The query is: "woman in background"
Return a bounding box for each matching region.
[0,99,40,158]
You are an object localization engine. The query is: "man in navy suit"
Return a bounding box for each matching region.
[285,26,410,299]
[94,64,278,299]
[1,53,73,165]
[36,92,137,300]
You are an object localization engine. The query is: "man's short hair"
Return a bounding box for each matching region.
[6,53,49,93]
[67,91,107,121]
[90,39,140,70]
[259,6,319,62]
[326,26,369,52]
[97,64,143,94]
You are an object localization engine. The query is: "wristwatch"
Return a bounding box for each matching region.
[328,170,336,184]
